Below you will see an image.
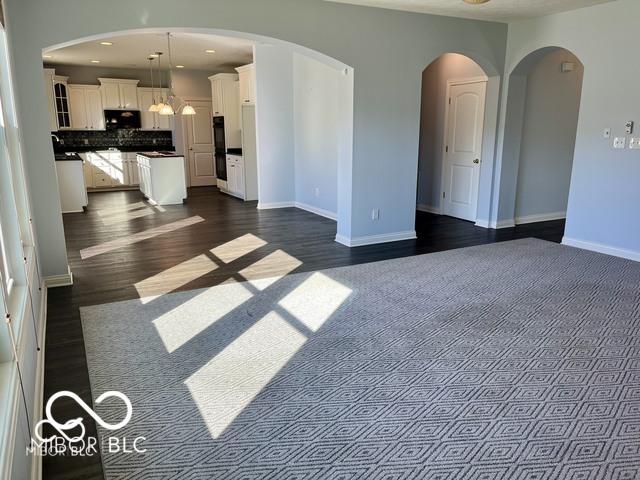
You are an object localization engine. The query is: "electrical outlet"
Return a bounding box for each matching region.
[626,121,634,135]
[614,137,626,149]
[630,138,640,150]
[371,209,380,221]
[315,187,320,197]
[603,128,611,139]
[83,139,89,145]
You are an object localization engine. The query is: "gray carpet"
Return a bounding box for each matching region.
[80,238,640,479]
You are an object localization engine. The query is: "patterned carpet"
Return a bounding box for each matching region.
[80,238,640,479]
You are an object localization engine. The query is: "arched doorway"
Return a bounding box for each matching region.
[416,52,501,227]
[42,27,355,248]
[495,46,584,230]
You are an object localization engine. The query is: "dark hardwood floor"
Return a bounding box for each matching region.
[43,187,565,479]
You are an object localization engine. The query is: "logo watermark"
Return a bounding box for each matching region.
[27,391,146,457]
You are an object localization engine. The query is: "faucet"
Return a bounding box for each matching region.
[51,134,60,143]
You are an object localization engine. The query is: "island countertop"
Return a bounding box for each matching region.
[137,151,184,159]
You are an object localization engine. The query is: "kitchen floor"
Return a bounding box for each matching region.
[44,187,565,479]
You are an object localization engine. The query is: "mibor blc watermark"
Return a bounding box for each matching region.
[27,391,146,457]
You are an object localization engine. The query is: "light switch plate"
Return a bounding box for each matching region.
[626,121,634,134]
[614,137,626,149]
[603,128,611,139]
[630,138,640,150]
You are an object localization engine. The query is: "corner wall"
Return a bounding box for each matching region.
[497,0,640,259]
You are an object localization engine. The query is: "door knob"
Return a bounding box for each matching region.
[473,159,480,164]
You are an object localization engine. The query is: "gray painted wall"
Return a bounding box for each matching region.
[2,0,507,276]
[495,0,640,257]
[417,53,485,211]
[514,49,583,221]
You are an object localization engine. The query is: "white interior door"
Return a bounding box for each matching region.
[185,100,216,187]
[442,81,486,222]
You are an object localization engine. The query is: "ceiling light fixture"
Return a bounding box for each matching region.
[176,65,185,69]
[148,56,160,113]
[154,52,166,113]
[158,33,195,116]
[205,49,216,54]
[149,53,159,58]
[463,0,490,4]
[91,60,101,63]
[100,41,114,46]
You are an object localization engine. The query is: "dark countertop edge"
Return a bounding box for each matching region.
[227,148,243,155]
[54,157,83,162]
[136,152,184,159]
[54,145,175,154]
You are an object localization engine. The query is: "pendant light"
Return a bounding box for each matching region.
[148,57,160,112]
[155,52,166,112]
[158,32,196,116]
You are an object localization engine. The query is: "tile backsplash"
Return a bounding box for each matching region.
[53,129,173,151]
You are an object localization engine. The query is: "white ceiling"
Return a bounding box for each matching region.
[326,0,616,22]
[43,32,254,71]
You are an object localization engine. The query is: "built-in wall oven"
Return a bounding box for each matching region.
[213,116,227,181]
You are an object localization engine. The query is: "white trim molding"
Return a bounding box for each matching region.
[475,219,490,228]
[416,204,440,215]
[256,201,296,210]
[43,266,73,288]
[294,202,337,221]
[562,237,640,263]
[30,284,47,480]
[336,230,417,247]
[483,219,516,229]
[516,211,566,225]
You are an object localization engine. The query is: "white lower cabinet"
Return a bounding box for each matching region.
[84,150,140,189]
[136,154,187,205]
[225,154,246,199]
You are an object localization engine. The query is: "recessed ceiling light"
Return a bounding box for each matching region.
[43,54,53,59]
[100,41,114,46]
[149,53,159,58]
[205,49,216,54]
[91,60,101,63]
[176,65,185,68]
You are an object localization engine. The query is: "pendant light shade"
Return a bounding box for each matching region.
[159,103,174,115]
[181,104,196,116]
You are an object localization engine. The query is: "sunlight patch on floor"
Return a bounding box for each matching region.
[238,249,303,290]
[80,216,205,259]
[136,254,219,303]
[152,279,254,353]
[96,201,148,215]
[279,272,353,332]
[210,233,267,264]
[99,207,157,225]
[185,311,307,438]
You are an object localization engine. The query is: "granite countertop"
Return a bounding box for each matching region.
[54,152,82,162]
[137,151,184,159]
[54,145,175,154]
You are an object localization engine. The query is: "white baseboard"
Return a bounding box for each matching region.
[43,266,73,288]
[562,237,640,263]
[484,219,516,229]
[257,201,296,210]
[416,204,440,215]
[335,230,417,247]
[30,283,48,480]
[294,202,337,221]
[516,211,566,225]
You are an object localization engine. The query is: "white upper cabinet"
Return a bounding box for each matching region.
[52,76,71,130]
[137,87,172,130]
[208,73,241,149]
[236,64,256,105]
[43,68,58,131]
[69,85,105,130]
[98,78,140,109]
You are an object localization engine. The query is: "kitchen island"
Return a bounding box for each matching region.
[136,152,187,206]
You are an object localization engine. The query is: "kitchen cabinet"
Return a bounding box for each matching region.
[69,85,105,130]
[236,64,256,105]
[83,150,140,189]
[137,88,171,130]
[52,75,71,130]
[55,158,88,213]
[98,78,140,109]
[208,73,241,149]
[225,154,246,199]
[43,69,58,131]
[137,153,187,205]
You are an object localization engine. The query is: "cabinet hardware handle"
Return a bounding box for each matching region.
[473,159,480,164]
